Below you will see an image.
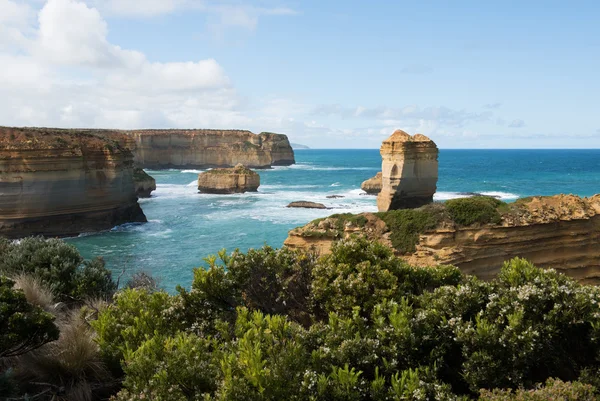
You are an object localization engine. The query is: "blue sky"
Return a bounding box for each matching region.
[1,0,599,148]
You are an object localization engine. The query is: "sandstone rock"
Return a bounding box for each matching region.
[287,201,328,209]
[133,168,156,198]
[361,172,382,194]
[198,164,260,194]
[0,127,147,238]
[376,130,438,211]
[284,194,600,284]
[102,129,295,169]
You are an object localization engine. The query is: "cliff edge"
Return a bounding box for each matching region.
[284,194,600,284]
[0,127,147,238]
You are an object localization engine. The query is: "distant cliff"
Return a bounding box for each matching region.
[284,194,600,284]
[105,129,295,169]
[0,127,146,238]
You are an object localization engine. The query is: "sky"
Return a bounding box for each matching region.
[1,0,599,148]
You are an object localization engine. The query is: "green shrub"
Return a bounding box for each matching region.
[0,237,116,301]
[92,289,182,372]
[375,207,442,253]
[116,333,219,401]
[446,196,503,226]
[478,378,596,400]
[0,276,59,358]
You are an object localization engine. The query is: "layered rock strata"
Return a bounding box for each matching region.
[197,164,260,194]
[285,194,600,284]
[0,127,147,238]
[377,130,438,211]
[133,168,156,198]
[361,172,382,194]
[103,130,295,169]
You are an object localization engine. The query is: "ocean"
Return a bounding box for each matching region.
[66,149,600,290]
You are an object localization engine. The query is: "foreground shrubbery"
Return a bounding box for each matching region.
[3,236,600,400]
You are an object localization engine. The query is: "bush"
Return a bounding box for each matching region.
[479,378,596,400]
[0,276,59,358]
[446,196,503,226]
[0,237,116,301]
[116,333,219,401]
[92,289,182,373]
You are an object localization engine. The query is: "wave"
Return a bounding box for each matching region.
[434,191,519,201]
[181,169,204,174]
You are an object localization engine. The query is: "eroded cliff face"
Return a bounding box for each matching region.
[284,195,600,284]
[361,172,382,194]
[0,127,147,238]
[105,129,295,169]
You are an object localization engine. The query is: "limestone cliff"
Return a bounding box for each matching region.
[104,129,295,169]
[0,127,147,238]
[361,172,382,194]
[377,130,438,211]
[198,164,260,194]
[284,195,600,284]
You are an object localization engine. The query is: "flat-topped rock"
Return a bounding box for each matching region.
[197,164,260,194]
[361,172,382,194]
[287,201,327,209]
[377,130,438,211]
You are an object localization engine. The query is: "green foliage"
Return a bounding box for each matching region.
[446,196,504,226]
[0,276,59,358]
[92,289,182,372]
[375,207,442,253]
[0,237,116,301]
[311,237,462,319]
[116,333,219,401]
[478,378,596,400]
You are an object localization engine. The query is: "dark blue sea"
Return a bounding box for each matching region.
[66,149,600,289]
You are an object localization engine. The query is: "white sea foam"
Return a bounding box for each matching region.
[434,191,519,201]
[181,169,204,174]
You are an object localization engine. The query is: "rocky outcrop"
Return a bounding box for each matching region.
[287,201,327,209]
[133,168,156,198]
[198,164,260,194]
[284,194,600,284]
[377,130,438,211]
[103,129,295,169]
[0,127,147,238]
[361,172,382,194]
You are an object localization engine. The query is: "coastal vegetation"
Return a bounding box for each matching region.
[2,235,600,400]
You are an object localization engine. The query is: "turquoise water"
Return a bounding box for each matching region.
[67,149,600,290]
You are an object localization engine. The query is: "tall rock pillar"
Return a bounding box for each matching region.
[376,130,438,211]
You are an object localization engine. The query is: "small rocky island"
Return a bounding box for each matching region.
[287,201,328,209]
[197,164,260,194]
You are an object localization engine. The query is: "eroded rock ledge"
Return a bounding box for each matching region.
[0,127,147,238]
[284,194,600,284]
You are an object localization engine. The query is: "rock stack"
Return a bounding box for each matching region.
[197,164,260,194]
[376,130,438,211]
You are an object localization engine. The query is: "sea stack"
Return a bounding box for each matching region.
[376,130,438,211]
[133,167,156,198]
[197,164,260,194]
[361,172,382,194]
[0,127,147,238]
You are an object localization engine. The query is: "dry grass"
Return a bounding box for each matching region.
[16,308,113,401]
[11,273,56,312]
